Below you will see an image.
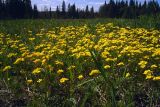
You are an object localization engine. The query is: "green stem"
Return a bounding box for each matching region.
[90,50,117,107]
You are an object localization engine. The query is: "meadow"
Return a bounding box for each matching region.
[0,18,160,107]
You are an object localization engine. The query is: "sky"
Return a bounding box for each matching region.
[31,0,160,11]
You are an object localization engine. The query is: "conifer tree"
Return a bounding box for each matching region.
[56,6,60,18]
[33,4,38,19]
[62,0,66,18]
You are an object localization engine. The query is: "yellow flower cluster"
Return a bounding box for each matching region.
[0,23,159,85]
[138,61,148,69]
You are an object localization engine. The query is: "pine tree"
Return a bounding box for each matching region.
[141,0,147,15]
[67,3,71,18]
[56,6,60,18]
[23,0,32,18]
[62,0,66,18]
[85,5,89,18]
[90,6,94,18]
[0,0,3,19]
[108,0,116,18]
[33,4,38,19]
[49,7,52,18]
[129,0,136,18]
[69,4,76,19]
[99,1,108,17]
[6,0,25,19]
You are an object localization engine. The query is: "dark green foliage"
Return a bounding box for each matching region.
[33,5,38,19]
[61,0,66,18]
[99,0,160,19]
[0,0,38,19]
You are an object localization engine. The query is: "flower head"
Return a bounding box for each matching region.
[32,68,42,75]
[57,69,64,74]
[60,77,69,83]
[27,79,33,84]
[3,66,11,72]
[77,75,84,80]
[89,69,100,76]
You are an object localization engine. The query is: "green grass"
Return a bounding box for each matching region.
[0,17,159,35]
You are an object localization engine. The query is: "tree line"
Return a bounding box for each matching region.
[52,1,95,19]
[0,0,38,19]
[0,0,159,19]
[99,0,159,18]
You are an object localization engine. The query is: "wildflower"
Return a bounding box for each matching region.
[32,68,42,75]
[150,64,158,69]
[37,79,43,83]
[7,53,17,58]
[41,59,47,65]
[138,61,148,68]
[117,62,124,66]
[143,70,152,75]
[77,75,84,80]
[27,79,33,84]
[33,59,41,64]
[153,76,160,81]
[14,58,24,64]
[104,65,111,69]
[55,60,64,65]
[143,69,153,80]
[101,51,109,58]
[57,69,64,74]
[3,66,11,72]
[146,75,153,79]
[29,38,35,41]
[125,73,130,78]
[67,65,76,71]
[60,77,69,83]
[89,69,100,76]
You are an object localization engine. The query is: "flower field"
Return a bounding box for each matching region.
[0,22,160,106]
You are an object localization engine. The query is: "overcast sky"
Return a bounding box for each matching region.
[31,0,160,11]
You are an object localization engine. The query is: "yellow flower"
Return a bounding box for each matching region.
[150,64,158,69]
[55,60,64,65]
[101,51,109,58]
[117,62,124,66]
[29,37,35,41]
[33,59,41,64]
[77,75,84,80]
[57,69,64,74]
[60,77,69,83]
[37,79,43,83]
[14,58,24,64]
[67,65,76,71]
[143,70,152,75]
[138,61,148,68]
[153,76,160,81]
[125,73,130,78]
[27,79,33,84]
[3,66,11,72]
[7,53,17,58]
[41,59,47,65]
[89,69,100,76]
[104,65,111,69]
[146,75,153,79]
[32,68,42,75]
